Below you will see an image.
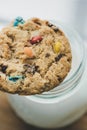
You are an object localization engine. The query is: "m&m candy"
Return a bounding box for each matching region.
[8,76,24,82]
[13,16,25,26]
[24,47,34,58]
[53,41,62,53]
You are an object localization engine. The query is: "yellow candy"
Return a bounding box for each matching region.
[53,41,61,53]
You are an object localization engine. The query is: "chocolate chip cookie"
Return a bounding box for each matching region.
[0,17,72,95]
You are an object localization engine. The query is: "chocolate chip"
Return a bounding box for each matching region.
[52,26,59,32]
[48,22,53,27]
[0,75,1,79]
[58,76,62,82]
[55,54,65,62]
[47,22,59,32]
[24,45,29,47]
[35,21,41,25]
[34,65,39,71]
[45,53,50,57]
[32,19,41,25]
[24,64,39,74]
[27,66,36,74]
[0,64,8,73]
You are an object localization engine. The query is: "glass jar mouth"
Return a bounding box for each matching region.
[28,21,85,98]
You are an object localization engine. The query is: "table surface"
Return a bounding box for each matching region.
[0,92,87,130]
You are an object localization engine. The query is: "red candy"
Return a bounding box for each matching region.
[30,36,42,44]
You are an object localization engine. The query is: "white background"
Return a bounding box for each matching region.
[0,0,87,39]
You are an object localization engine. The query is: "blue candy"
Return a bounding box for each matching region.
[20,19,25,24]
[8,76,24,82]
[13,20,19,26]
[13,16,25,26]
[16,16,23,22]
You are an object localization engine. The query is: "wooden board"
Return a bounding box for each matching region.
[0,92,87,130]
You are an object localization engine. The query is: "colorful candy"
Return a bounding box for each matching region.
[24,47,34,58]
[13,16,25,26]
[30,36,43,44]
[8,76,24,82]
[53,41,61,53]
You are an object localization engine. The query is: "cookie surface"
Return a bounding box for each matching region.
[0,17,72,95]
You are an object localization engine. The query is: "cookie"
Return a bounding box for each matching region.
[0,17,72,95]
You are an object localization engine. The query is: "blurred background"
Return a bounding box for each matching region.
[0,0,87,130]
[0,0,87,40]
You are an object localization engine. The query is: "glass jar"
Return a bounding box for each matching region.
[1,20,86,128]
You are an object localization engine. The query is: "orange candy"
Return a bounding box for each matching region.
[24,47,34,58]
